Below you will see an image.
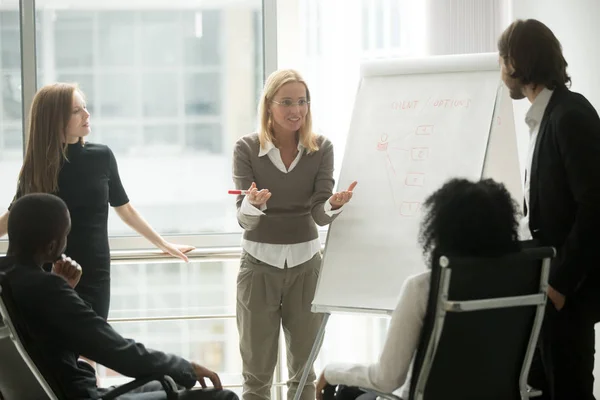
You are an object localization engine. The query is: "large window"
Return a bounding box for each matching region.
[0,3,24,209]
[33,2,263,236]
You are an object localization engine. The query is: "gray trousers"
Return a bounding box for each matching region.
[236,251,324,400]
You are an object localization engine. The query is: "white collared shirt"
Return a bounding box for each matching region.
[520,88,554,240]
[240,140,343,268]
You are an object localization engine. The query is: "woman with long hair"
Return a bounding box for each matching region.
[0,82,194,320]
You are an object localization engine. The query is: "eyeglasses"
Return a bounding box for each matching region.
[271,99,310,108]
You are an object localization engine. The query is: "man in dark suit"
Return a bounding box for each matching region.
[1,193,239,400]
[498,19,600,400]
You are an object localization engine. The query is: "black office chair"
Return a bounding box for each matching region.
[0,268,181,400]
[362,246,554,400]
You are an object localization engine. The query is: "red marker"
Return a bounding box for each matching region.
[228,190,248,195]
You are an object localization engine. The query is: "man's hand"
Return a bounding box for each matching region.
[548,285,566,311]
[52,255,82,289]
[191,362,222,390]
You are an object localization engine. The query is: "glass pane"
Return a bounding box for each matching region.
[391,0,402,48]
[36,12,43,67]
[99,319,242,389]
[184,72,221,116]
[361,0,370,51]
[185,123,222,153]
[98,11,135,66]
[2,127,22,150]
[141,11,180,67]
[1,29,20,69]
[144,124,179,146]
[142,72,178,117]
[0,5,23,209]
[0,10,19,29]
[1,72,22,121]
[253,10,263,108]
[98,73,137,118]
[182,10,221,66]
[54,11,95,69]
[96,124,140,156]
[35,2,263,236]
[108,260,236,319]
[375,0,385,48]
[102,260,240,387]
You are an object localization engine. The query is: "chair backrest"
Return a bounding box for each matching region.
[408,246,554,400]
[0,268,58,400]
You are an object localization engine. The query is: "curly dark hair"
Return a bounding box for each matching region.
[418,178,521,263]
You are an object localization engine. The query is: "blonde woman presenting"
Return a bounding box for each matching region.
[232,69,357,400]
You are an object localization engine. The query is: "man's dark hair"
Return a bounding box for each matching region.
[498,19,571,89]
[7,193,70,256]
[419,178,520,262]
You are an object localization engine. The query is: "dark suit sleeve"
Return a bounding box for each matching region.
[30,275,198,388]
[550,108,600,295]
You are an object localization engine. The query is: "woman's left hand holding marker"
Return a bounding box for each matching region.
[247,182,271,208]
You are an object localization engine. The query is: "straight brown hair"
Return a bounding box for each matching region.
[498,19,571,89]
[17,83,83,195]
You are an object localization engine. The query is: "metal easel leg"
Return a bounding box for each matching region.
[292,313,330,400]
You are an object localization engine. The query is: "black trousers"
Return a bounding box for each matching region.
[108,382,239,400]
[76,276,111,320]
[529,298,596,400]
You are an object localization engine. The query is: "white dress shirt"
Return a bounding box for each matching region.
[241,140,343,268]
[324,271,430,399]
[520,88,554,240]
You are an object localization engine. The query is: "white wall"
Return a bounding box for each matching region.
[509,0,600,396]
[424,0,508,56]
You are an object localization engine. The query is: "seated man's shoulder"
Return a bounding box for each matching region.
[6,263,68,299]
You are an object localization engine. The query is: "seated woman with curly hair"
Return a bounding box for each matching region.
[316,178,521,400]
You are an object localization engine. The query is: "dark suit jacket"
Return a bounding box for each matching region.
[528,86,600,316]
[0,258,198,399]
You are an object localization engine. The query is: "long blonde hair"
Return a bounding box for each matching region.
[258,69,318,153]
[17,83,83,195]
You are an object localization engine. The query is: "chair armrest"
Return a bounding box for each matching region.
[358,387,402,400]
[101,375,179,400]
[527,386,542,398]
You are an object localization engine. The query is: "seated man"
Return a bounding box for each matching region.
[1,193,238,400]
[316,178,522,400]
